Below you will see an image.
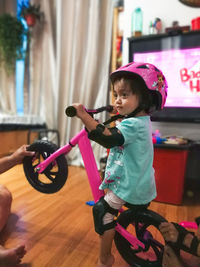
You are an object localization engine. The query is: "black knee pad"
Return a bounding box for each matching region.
[92,197,118,235]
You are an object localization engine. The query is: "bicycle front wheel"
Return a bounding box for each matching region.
[23,140,68,194]
[114,209,168,267]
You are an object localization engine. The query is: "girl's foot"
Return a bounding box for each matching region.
[0,244,26,267]
[98,254,115,267]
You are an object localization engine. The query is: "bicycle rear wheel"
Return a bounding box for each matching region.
[114,209,168,267]
[23,140,68,194]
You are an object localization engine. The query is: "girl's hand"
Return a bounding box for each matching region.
[72,103,99,132]
[109,105,118,114]
[72,103,86,118]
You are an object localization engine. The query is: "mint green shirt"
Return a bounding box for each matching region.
[100,116,156,205]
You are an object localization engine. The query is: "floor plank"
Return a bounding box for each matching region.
[0,164,200,266]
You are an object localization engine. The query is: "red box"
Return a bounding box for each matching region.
[191,17,200,30]
[153,147,188,205]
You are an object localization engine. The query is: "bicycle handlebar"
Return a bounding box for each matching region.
[65,106,77,117]
[65,105,113,117]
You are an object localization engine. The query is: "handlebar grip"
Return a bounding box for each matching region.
[65,106,77,117]
[65,104,113,117]
[105,105,113,112]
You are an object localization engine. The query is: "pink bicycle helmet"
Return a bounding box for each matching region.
[110,62,168,110]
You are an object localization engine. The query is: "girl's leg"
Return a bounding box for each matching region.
[98,190,125,267]
[98,229,115,267]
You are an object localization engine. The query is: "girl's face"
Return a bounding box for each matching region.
[113,79,139,116]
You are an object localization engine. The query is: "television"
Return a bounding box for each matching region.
[128,31,200,123]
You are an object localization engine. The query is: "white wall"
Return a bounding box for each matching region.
[122,0,200,141]
[123,0,200,63]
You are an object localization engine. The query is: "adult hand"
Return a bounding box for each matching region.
[159,222,178,243]
[11,145,35,165]
[162,245,183,267]
[197,225,200,240]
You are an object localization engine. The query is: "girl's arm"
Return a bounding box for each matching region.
[72,103,111,136]
[72,103,124,148]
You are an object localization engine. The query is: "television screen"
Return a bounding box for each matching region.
[129,31,200,123]
[134,48,200,108]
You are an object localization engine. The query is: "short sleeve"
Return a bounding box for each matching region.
[116,118,138,145]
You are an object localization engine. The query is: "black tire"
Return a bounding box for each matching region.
[23,140,68,194]
[114,209,168,267]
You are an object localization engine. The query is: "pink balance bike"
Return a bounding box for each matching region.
[23,105,175,267]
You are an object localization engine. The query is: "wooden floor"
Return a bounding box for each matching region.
[0,165,200,267]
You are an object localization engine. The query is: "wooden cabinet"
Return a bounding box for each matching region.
[111,7,123,72]
[111,6,123,106]
[0,131,29,156]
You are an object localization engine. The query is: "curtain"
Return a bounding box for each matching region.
[0,0,16,114]
[0,0,113,166]
[29,0,113,166]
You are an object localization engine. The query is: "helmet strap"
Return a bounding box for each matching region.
[126,106,144,118]
[103,106,143,126]
[103,114,124,126]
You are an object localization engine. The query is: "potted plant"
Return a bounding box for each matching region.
[0,13,26,74]
[21,3,44,27]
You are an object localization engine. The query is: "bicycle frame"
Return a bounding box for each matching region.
[35,128,104,202]
[179,221,198,230]
[33,127,146,250]
[31,124,199,256]
[24,105,199,266]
